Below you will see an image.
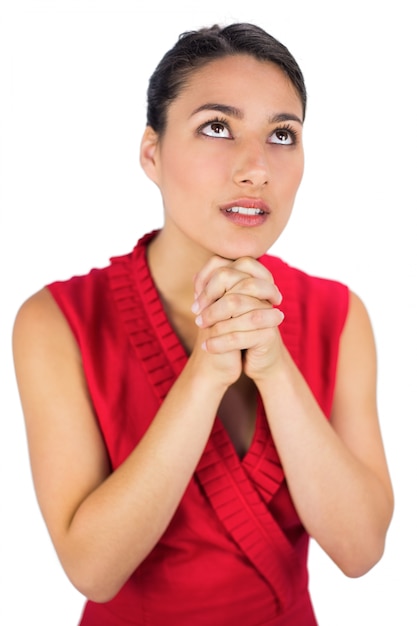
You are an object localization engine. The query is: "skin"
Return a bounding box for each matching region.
[13,54,394,603]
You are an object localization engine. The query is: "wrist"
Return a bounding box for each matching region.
[184,348,237,396]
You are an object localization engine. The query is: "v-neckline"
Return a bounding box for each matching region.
[107,231,316,612]
[109,230,284,484]
[134,231,266,463]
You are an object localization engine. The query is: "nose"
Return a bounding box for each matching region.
[232,139,268,188]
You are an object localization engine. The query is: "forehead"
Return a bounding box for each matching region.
[173,54,303,119]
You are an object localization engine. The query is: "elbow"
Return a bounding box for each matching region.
[330,493,394,578]
[70,574,123,604]
[338,551,384,579]
[333,533,388,579]
[65,562,127,604]
[59,528,152,603]
[59,534,148,603]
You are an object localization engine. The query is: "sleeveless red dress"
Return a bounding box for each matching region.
[48,231,349,625]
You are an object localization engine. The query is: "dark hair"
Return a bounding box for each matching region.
[146,23,307,135]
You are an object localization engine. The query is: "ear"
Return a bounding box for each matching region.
[140,126,160,185]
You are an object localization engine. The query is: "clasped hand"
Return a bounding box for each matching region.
[191,255,285,385]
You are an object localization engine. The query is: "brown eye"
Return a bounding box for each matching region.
[213,123,225,134]
[200,120,232,138]
[269,126,297,145]
[277,130,291,143]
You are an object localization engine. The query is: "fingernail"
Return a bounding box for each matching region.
[191,301,200,314]
[195,315,203,327]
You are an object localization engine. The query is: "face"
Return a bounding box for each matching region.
[141,54,304,261]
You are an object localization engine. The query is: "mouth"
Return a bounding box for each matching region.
[220,198,270,215]
[225,206,265,216]
[220,198,269,227]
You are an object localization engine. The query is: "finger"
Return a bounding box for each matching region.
[203,317,283,354]
[193,256,233,299]
[230,257,276,284]
[227,277,282,306]
[194,273,282,318]
[192,266,252,315]
[195,292,280,328]
[193,256,276,304]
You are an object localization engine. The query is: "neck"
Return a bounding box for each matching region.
[147,227,211,313]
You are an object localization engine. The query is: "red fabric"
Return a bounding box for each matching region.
[48,231,349,625]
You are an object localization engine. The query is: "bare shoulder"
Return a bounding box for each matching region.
[332,290,377,419]
[13,287,75,359]
[342,290,376,351]
[14,286,58,321]
[13,286,84,398]
[332,290,393,499]
[13,287,110,540]
[13,285,99,439]
[333,290,377,405]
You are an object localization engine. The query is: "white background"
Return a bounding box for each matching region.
[1,0,416,624]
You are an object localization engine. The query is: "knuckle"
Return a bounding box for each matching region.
[226,292,241,310]
[249,308,264,325]
[239,276,255,293]
[234,256,254,271]
[206,332,238,353]
[224,332,241,350]
[217,266,233,282]
[209,322,223,338]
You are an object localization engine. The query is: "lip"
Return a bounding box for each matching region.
[220,197,270,228]
[220,198,271,214]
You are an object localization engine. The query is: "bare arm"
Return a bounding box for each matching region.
[13,288,241,602]
[251,292,393,576]
[194,260,394,577]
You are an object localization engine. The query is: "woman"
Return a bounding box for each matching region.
[13,23,393,625]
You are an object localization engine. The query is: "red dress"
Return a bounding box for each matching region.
[48,231,349,625]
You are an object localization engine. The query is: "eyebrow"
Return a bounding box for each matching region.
[269,112,303,125]
[190,103,243,119]
[190,103,303,125]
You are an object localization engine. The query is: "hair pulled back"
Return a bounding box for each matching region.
[146,23,307,135]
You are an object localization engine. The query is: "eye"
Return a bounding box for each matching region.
[199,118,232,139]
[268,126,298,145]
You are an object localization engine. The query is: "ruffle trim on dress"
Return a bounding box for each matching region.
[108,232,287,493]
[242,411,285,503]
[108,231,187,402]
[196,420,299,611]
[107,231,302,609]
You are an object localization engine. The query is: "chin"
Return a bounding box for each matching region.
[212,236,276,261]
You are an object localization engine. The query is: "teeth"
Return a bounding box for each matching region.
[226,207,264,215]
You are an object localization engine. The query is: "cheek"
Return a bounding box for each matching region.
[279,155,304,193]
[294,161,304,189]
[158,144,195,195]
[168,148,230,192]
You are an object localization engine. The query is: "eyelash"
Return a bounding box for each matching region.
[197,117,299,145]
[273,123,299,144]
[197,117,231,137]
